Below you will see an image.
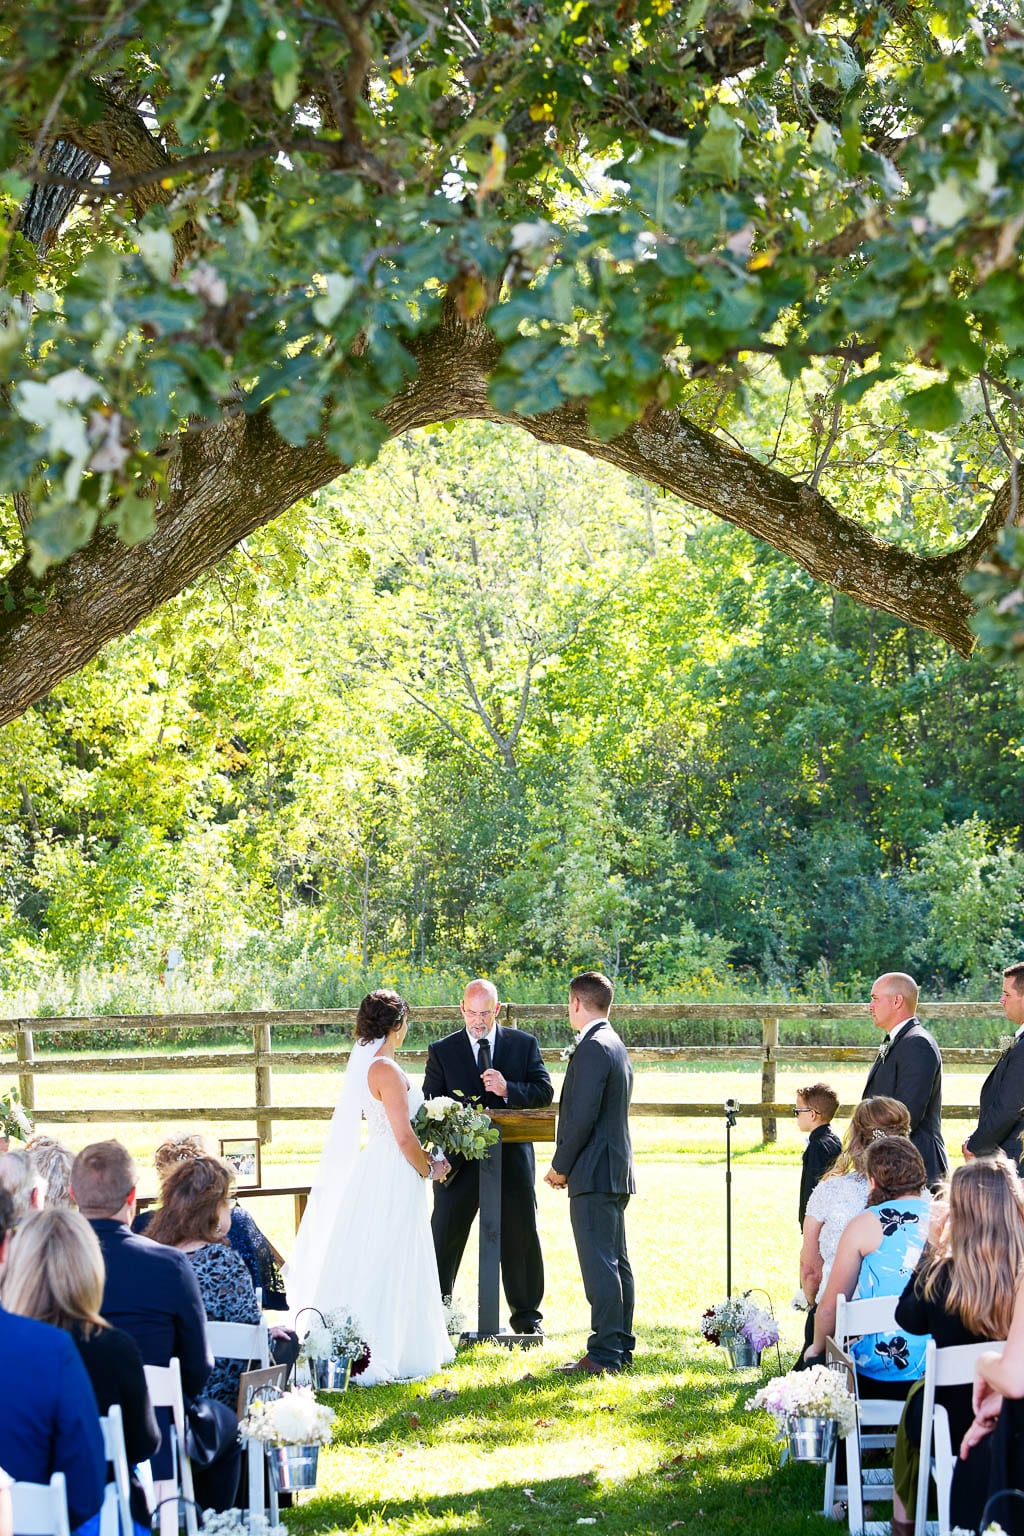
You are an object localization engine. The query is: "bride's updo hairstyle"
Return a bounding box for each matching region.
[355,989,410,1041]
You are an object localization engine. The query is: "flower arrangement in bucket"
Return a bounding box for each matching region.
[412,1095,499,1162]
[747,1364,856,1462]
[199,1511,288,1536]
[0,1085,32,1148]
[700,1292,780,1368]
[239,1387,337,1493]
[295,1307,370,1390]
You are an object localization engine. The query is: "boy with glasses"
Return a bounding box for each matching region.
[795,1082,841,1227]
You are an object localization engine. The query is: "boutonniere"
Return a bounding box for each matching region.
[560,1043,577,1063]
[999,1035,1014,1054]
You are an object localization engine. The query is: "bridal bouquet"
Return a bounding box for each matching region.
[299,1308,371,1377]
[700,1293,780,1352]
[240,1388,337,1448]
[747,1365,857,1437]
[412,1095,499,1162]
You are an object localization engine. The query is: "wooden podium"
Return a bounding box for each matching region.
[460,1104,557,1349]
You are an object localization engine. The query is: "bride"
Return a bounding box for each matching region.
[285,990,455,1384]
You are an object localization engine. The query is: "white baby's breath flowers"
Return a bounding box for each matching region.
[201,1512,287,1536]
[747,1365,857,1438]
[240,1388,336,1447]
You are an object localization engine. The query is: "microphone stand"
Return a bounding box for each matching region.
[724,1098,739,1296]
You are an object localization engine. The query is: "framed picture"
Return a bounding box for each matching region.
[219,1136,261,1189]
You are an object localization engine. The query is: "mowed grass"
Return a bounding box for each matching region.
[20,1053,984,1534]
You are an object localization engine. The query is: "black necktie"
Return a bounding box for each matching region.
[478,1039,491,1074]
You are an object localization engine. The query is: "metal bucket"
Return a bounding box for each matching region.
[723,1334,761,1369]
[266,1443,320,1492]
[786,1415,838,1463]
[313,1355,352,1391]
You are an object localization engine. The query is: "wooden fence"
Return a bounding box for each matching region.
[0,1001,1003,1145]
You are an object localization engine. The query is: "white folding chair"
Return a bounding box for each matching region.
[913,1337,1003,1536]
[822,1293,904,1535]
[142,1357,198,1536]
[99,1403,133,1536]
[205,1317,276,1525]
[10,1472,71,1536]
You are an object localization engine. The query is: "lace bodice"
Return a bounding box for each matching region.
[806,1170,869,1299]
[363,1073,423,1141]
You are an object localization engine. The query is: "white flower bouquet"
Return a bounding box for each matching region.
[240,1388,337,1447]
[0,1085,32,1141]
[747,1365,857,1437]
[200,1512,287,1536]
[412,1095,499,1162]
[299,1308,370,1375]
[700,1293,780,1352]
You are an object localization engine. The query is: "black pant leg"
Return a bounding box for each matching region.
[569,1191,631,1368]
[430,1168,480,1299]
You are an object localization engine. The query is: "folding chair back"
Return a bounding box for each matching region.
[99,1402,134,1536]
[142,1357,198,1536]
[913,1337,1002,1536]
[204,1317,275,1525]
[826,1294,906,1535]
[10,1472,71,1536]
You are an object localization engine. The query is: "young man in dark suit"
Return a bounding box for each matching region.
[963,962,1024,1170]
[545,970,635,1375]
[862,971,948,1185]
[423,978,553,1334]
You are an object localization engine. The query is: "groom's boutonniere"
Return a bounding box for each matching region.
[560,1043,576,1063]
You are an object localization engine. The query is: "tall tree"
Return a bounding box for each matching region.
[0,0,1021,724]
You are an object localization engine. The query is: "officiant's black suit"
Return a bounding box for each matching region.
[964,1033,1024,1170]
[423,1024,553,1331]
[862,1016,948,1185]
[551,1019,636,1370]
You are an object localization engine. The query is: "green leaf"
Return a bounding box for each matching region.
[693,106,742,184]
[902,380,962,431]
[268,37,301,112]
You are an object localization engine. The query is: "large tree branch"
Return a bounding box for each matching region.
[0,315,1008,726]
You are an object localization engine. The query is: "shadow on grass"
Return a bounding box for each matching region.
[287,1340,841,1534]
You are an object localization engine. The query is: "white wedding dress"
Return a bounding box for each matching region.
[285,1038,455,1385]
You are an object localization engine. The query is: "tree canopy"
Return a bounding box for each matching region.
[0,0,1021,723]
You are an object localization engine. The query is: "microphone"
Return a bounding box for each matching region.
[477,1039,492,1075]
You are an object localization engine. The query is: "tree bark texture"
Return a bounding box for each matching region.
[0,311,1008,726]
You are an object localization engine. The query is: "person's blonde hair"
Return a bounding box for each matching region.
[823,1095,911,1180]
[153,1133,211,1182]
[917,1155,1024,1338]
[2,1207,107,1335]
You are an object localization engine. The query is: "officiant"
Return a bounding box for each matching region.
[423,979,553,1335]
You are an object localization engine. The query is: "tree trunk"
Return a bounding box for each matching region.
[0,314,1010,725]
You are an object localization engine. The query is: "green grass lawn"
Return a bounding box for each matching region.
[17,1054,982,1534]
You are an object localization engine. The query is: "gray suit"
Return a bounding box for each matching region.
[552,1019,636,1368]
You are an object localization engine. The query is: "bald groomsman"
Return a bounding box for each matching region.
[964,962,1024,1172]
[863,971,948,1186]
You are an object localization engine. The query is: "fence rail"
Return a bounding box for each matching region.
[0,1002,1006,1145]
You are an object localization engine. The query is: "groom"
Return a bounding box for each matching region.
[544,970,635,1375]
[423,978,553,1334]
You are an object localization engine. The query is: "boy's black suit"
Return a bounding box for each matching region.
[423,1023,553,1331]
[862,1016,948,1185]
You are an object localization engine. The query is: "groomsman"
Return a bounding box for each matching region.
[423,978,553,1334]
[862,971,948,1185]
[964,962,1024,1171]
[545,971,635,1375]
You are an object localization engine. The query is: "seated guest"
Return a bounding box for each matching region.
[140,1133,289,1308]
[26,1133,75,1207]
[806,1135,931,1398]
[957,1221,1024,1535]
[70,1141,242,1513]
[146,1156,261,1409]
[0,1466,11,1536]
[0,1188,105,1534]
[3,1206,160,1535]
[886,1155,1024,1536]
[0,1148,46,1221]
[800,1096,911,1309]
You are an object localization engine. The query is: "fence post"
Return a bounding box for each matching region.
[254,1019,273,1146]
[16,1026,35,1119]
[760,1017,779,1144]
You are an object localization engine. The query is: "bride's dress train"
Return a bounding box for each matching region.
[285,1040,454,1385]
